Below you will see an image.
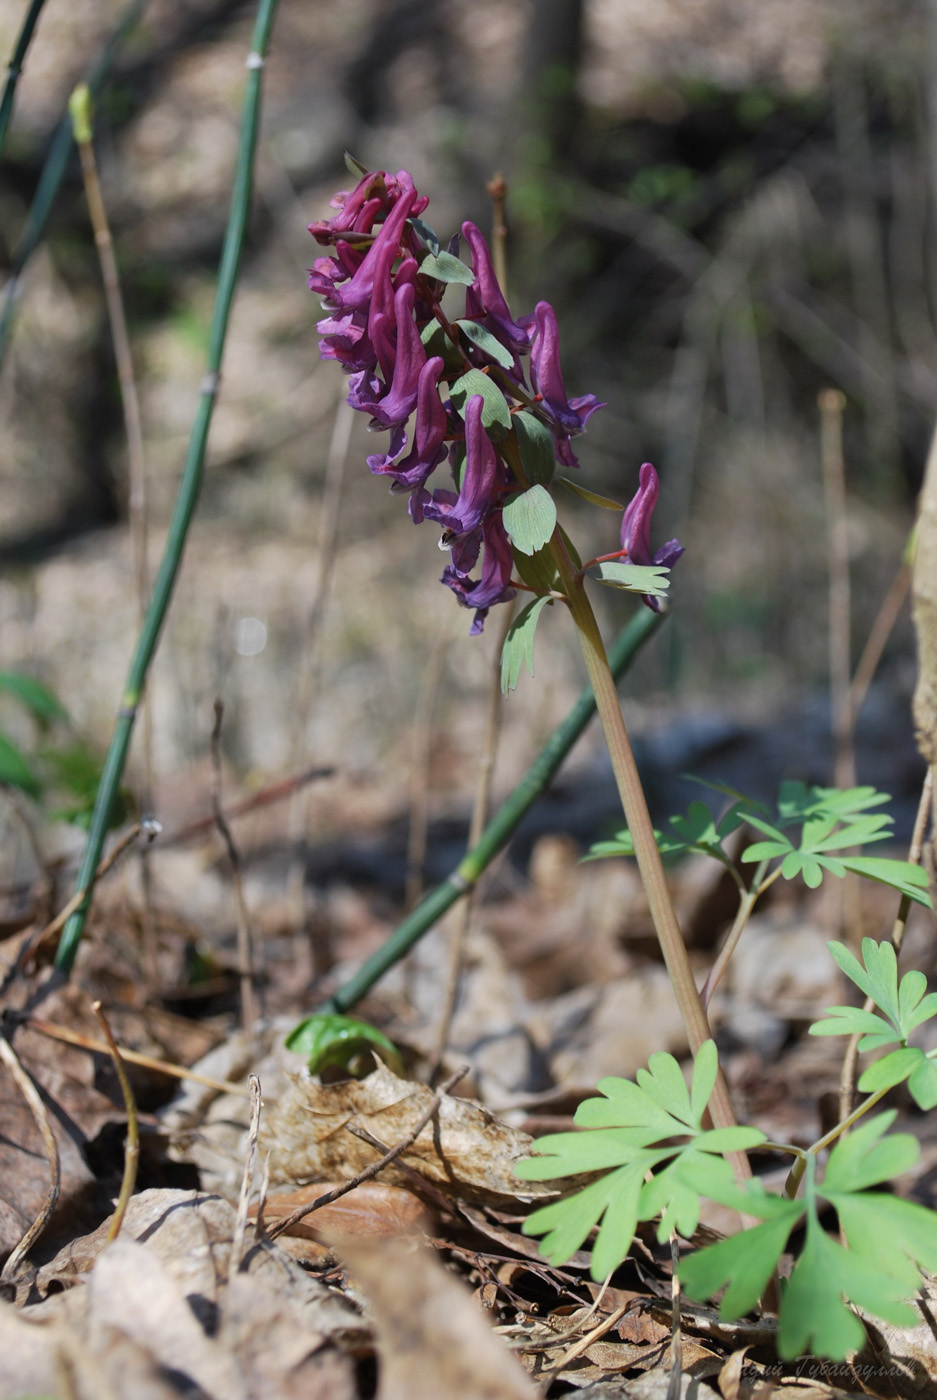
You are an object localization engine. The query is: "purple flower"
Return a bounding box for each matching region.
[367,356,448,492]
[420,395,498,539]
[461,222,532,355]
[441,511,517,634]
[347,284,427,428]
[529,301,604,440]
[620,462,684,611]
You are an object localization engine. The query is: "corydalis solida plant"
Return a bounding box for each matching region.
[307,163,680,635]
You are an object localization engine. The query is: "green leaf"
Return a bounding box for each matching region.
[908,1055,937,1110]
[500,595,552,694]
[514,411,557,487]
[809,1005,898,1049]
[408,215,439,255]
[420,250,476,285]
[834,1191,937,1285]
[0,671,68,729]
[857,1047,925,1094]
[449,370,512,432]
[513,541,558,594]
[344,150,369,177]
[0,729,41,798]
[681,1211,799,1318]
[584,561,670,597]
[455,318,514,369]
[778,1215,908,1359]
[284,1014,404,1076]
[820,1111,914,1192]
[556,476,623,510]
[502,484,557,556]
[521,1161,648,1277]
[838,857,932,908]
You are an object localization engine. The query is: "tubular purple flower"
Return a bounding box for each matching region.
[325,181,421,315]
[351,284,427,428]
[529,302,603,436]
[620,462,684,611]
[461,222,532,354]
[441,511,516,634]
[421,395,497,539]
[368,356,448,492]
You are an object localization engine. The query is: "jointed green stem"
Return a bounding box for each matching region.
[0,0,47,161]
[54,0,281,973]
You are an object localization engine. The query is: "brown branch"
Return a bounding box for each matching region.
[93,999,139,1243]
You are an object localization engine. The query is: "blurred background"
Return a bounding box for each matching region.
[0,0,932,869]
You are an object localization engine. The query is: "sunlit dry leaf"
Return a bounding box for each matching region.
[260,1063,559,1207]
[337,1234,538,1400]
[258,1180,434,1240]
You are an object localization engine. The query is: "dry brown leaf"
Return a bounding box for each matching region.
[260,1062,559,1207]
[336,1234,539,1400]
[257,1180,434,1240]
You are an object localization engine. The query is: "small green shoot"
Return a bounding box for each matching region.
[284,1013,405,1077]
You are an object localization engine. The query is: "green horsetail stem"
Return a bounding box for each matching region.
[55,0,280,974]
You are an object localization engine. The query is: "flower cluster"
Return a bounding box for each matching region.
[308,166,678,631]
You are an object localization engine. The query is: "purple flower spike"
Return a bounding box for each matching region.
[327,181,421,315]
[620,462,684,611]
[441,511,516,634]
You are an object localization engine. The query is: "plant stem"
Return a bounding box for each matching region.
[0,0,47,160]
[701,861,783,1009]
[0,0,146,366]
[54,0,280,974]
[552,534,745,1149]
[784,1084,893,1198]
[317,608,663,1014]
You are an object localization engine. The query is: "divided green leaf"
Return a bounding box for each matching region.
[584,561,670,598]
[500,595,552,694]
[517,1043,766,1280]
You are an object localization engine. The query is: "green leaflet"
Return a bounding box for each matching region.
[420,250,475,285]
[500,595,552,694]
[449,369,512,432]
[502,484,557,556]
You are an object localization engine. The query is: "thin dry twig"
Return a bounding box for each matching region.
[405,613,453,911]
[0,1033,60,1279]
[92,999,139,1243]
[264,1064,469,1243]
[211,699,256,1032]
[22,1014,251,1095]
[231,1073,262,1277]
[667,1232,683,1400]
[535,1299,633,1385]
